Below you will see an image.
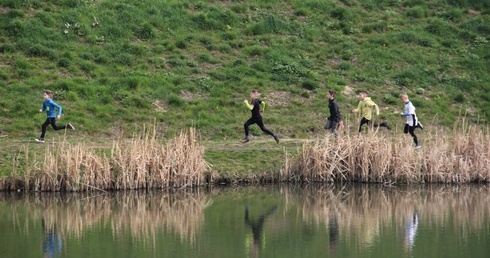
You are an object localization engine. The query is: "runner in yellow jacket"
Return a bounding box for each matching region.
[352,91,389,133]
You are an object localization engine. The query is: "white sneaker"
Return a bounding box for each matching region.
[35,138,45,143]
[417,122,424,130]
[415,145,422,149]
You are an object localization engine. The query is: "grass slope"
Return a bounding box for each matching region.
[0,0,488,176]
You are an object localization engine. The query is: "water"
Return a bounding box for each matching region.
[0,184,489,258]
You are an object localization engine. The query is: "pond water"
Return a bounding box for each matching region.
[0,184,489,258]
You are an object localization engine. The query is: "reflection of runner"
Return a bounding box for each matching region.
[328,212,339,254]
[244,206,277,257]
[42,218,63,258]
[404,211,419,252]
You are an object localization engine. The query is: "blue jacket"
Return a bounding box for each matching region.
[42,99,62,118]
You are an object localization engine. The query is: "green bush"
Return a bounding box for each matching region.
[405,7,426,18]
[133,23,156,40]
[115,53,135,66]
[383,94,398,105]
[4,19,26,37]
[247,15,289,35]
[331,7,352,21]
[338,62,352,71]
[426,18,454,36]
[436,9,464,21]
[57,58,70,68]
[122,95,151,108]
[453,93,465,103]
[301,80,319,90]
[167,94,186,107]
[410,98,423,108]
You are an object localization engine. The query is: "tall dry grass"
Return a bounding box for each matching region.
[0,126,209,191]
[280,124,490,184]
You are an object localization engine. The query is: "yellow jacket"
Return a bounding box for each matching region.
[352,97,379,120]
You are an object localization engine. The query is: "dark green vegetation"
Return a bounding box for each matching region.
[0,0,488,176]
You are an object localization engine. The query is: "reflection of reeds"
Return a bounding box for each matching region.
[281,124,490,183]
[2,190,210,243]
[284,184,490,248]
[0,127,209,191]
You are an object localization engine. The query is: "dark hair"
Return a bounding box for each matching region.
[359,90,367,95]
[328,90,335,97]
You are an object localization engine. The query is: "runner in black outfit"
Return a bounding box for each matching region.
[241,90,279,143]
[324,90,343,138]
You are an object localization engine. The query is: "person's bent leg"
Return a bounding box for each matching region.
[244,118,255,137]
[359,118,369,133]
[257,119,279,143]
[325,119,332,130]
[331,121,339,137]
[409,126,418,146]
[257,120,275,137]
[50,118,66,131]
[242,118,256,142]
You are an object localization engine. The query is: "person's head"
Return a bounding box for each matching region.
[328,90,335,100]
[399,92,409,102]
[358,91,367,100]
[250,89,260,99]
[44,90,53,100]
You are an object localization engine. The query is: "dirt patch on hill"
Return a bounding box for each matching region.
[342,85,355,96]
[0,7,10,14]
[264,91,291,106]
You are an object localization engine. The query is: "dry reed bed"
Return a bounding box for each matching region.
[283,184,490,248]
[280,125,490,184]
[2,190,209,243]
[0,127,209,191]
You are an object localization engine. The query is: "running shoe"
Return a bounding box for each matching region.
[274,135,280,144]
[240,138,250,143]
[35,138,45,143]
[67,123,75,130]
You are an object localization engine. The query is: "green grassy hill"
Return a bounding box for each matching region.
[0,0,489,141]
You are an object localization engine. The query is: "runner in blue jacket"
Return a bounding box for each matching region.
[36,90,75,143]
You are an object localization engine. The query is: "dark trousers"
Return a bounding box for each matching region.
[40,117,66,138]
[358,117,371,132]
[324,119,340,137]
[404,124,419,146]
[244,117,274,137]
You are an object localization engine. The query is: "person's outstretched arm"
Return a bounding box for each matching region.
[244,99,253,110]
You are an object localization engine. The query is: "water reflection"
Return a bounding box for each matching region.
[403,211,419,253]
[1,190,209,244]
[328,210,339,255]
[0,185,489,258]
[42,218,63,258]
[244,205,278,257]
